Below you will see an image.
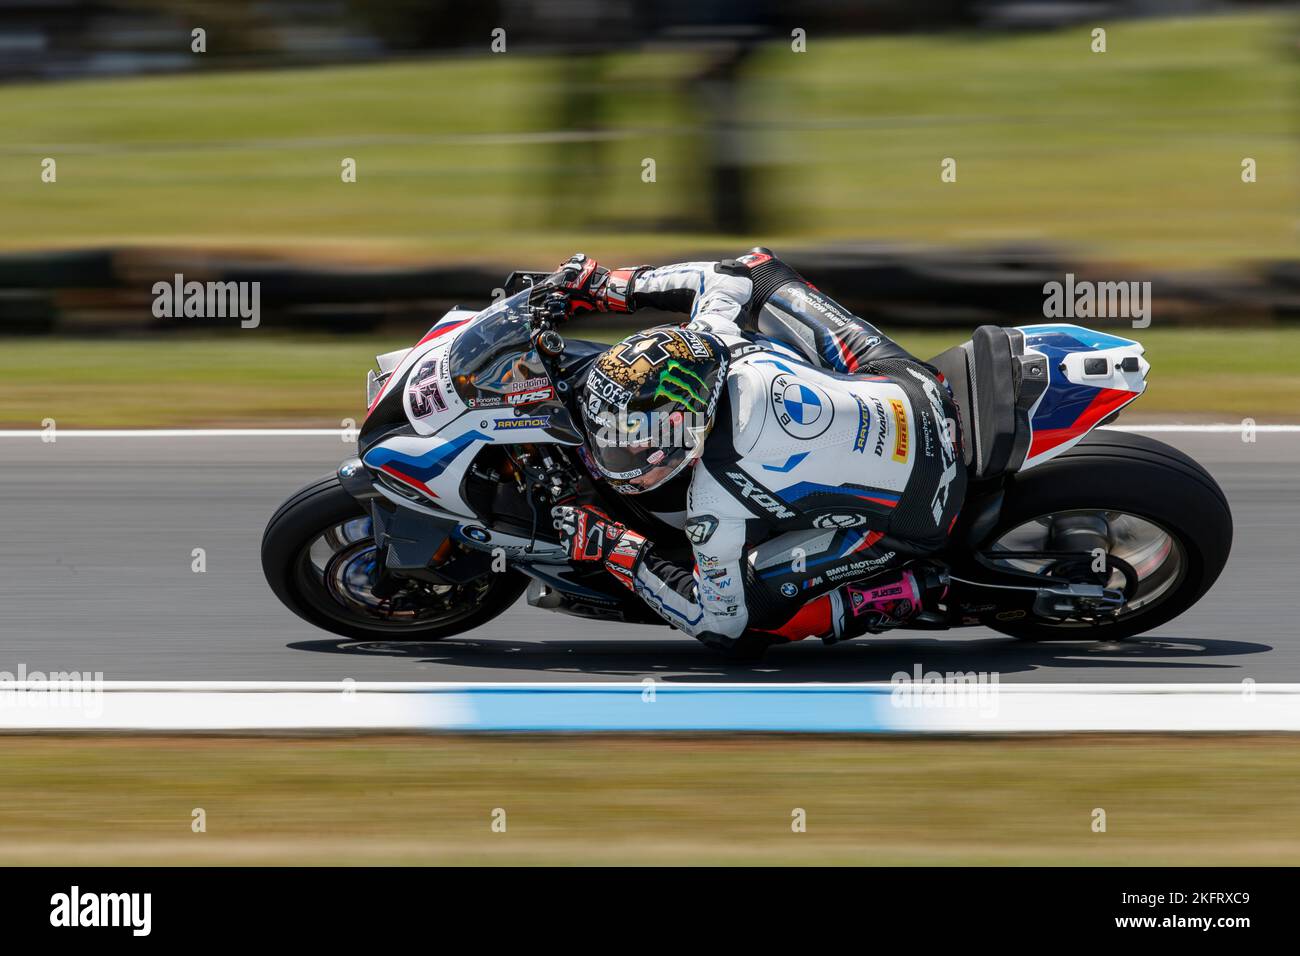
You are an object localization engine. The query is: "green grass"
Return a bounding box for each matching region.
[1,735,1298,865]
[0,14,1294,267]
[2,326,1296,427]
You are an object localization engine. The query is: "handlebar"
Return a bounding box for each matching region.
[521,268,580,354]
[497,265,582,359]
[523,274,574,360]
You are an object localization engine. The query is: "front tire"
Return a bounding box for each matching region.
[982,432,1232,641]
[261,475,530,641]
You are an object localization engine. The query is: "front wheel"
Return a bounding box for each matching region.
[261,475,530,641]
[979,432,1232,641]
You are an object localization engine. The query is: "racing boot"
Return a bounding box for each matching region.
[826,562,949,644]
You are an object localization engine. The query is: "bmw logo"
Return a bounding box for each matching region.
[463,526,490,543]
[784,384,820,424]
[780,582,798,597]
[771,375,833,439]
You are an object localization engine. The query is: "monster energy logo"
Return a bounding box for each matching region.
[654,360,708,412]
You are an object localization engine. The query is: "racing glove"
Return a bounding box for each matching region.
[557,253,647,315]
[551,504,649,592]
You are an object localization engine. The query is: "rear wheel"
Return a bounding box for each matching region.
[262,475,529,641]
[980,432,1232,641]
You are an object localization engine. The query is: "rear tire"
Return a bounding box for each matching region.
[983,432,1232,641]
[262,475,530,641]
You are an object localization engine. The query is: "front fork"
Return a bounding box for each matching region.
[337,458,492,589]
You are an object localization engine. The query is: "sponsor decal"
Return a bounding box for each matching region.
[654,360,710,413]
[780,582,798,597]
[506,386,553,406]
[704,568,733,588]
[685,515,719,545]
[587,368,633,406]
[726,470,797,520]
[504,376,550,394]
[493,416,549,430]
[678,328,715,360]
[699,574,737,604]
[917,404,935,458]
[906,368,959,526]
[463,526,490,543]
[729,341,768,360]
[610,536,643,561]
[466,396,502,409]
[852,396,870,453]
[801,576,823,591]
[889,398,910,463]
[825,551,897,582]
[770,374,834,440]
[492,542,564,558]
[786,286,852,329]
[601,465,647,481]
[812,513,869,530]
[871,395,888,457]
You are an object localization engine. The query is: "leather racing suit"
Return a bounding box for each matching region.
[585,252,966,649]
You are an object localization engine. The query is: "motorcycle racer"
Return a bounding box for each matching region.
[551,250,966,655]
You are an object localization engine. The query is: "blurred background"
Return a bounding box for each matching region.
[0,0,1295,425]
[1,5,1297,867]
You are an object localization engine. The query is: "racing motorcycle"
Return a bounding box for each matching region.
[262,265,1232,651]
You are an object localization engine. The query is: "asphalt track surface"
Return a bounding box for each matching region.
[0,431,1294,683]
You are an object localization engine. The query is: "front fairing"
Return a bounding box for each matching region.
[358,290,583,454]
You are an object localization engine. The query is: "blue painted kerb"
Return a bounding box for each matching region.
[441,685,903,732]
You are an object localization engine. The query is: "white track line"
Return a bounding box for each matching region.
[3,682,1297,732]
[0,429,350,438]
[1104,424,1300,434]
[0,425,1296,438]
[1,681,1293,692]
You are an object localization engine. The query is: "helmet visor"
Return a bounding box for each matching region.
[581,401,710,493]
